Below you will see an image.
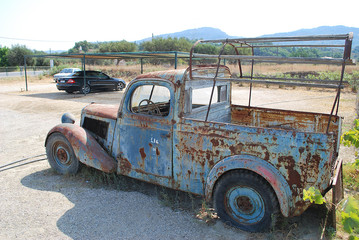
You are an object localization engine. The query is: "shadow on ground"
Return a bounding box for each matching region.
[21,167,328,239]
[22,90,124,105]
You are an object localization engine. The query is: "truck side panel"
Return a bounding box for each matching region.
[173,118,336,216]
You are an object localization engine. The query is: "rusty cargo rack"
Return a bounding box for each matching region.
[188,33,355,131]
[189,33,354,89]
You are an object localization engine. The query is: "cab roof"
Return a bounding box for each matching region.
[133,65,232,84]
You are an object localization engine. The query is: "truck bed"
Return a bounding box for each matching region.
[186,103,340,134]
[230,105,340,134]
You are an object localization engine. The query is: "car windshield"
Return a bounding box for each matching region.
[60,69,72,73]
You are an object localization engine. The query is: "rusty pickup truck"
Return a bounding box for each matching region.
[45,33,354,232]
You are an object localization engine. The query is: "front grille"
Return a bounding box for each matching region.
[83,117,109,139]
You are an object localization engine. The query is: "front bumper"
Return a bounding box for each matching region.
[56,83,82,91]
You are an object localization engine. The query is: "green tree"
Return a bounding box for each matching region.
[33,50,50,66]
[140,37,192,52]
[7,45,34,66]
[193,43,218,54]
[289,48,319,58]
[0,46,9,67]
[99,40,137,53]
[68,40,95,53]
[140,37,192,65]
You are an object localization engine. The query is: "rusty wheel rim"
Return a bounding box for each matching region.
[53,143,72,167]
[225,186,265,225]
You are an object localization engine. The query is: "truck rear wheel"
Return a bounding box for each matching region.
[213,170,278,232]
[46,133,81,175]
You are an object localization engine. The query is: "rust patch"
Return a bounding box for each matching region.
[119,158,131,175]
[187,170,192,178]
[208,158,214,168]
[299,147,305,154]
[229,144,244,155]
[305,153,321,182]
[156,147,160,156]
[211,139,219,147]
[279,156,302,190]
[139,148,146,160]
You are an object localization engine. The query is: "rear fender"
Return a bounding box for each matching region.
[45,124,117,173]
[205,154,293,217]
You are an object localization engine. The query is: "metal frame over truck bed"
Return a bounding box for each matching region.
[189,33,354,128]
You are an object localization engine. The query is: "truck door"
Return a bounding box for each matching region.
[118,81,174,181]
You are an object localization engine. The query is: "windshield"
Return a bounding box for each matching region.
[60,69,72,73]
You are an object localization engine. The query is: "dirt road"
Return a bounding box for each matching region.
[0,79,356,239]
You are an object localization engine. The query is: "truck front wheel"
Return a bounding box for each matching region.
[46,133,81,175]
[213,170,278,232]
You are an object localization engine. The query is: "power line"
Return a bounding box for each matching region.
[0,36,74,43]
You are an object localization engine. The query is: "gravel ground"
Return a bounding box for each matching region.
[0,79,356,239]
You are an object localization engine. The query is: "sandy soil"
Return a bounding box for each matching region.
[0,78,357,239]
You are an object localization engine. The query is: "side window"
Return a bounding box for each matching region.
[87,72,96,77]
[74,72,83,77]
[130,84,171,117]
[192,85,227,109]
[98,72,108,78]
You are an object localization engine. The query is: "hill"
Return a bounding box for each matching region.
[137,27,237,42]
[260,25,359,47]
[138,26,359,48]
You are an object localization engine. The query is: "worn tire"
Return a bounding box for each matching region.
[81,84,91,94]
[213,170,279,232]
[46,132,81,175]
[116,82,125,91]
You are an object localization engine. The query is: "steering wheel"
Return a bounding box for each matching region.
[138,99,162,116]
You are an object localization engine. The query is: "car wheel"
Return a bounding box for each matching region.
[81,84,91,94]
[46,133,81,175]
[65,90,74,94]
[213,170,279,232]
[116,82,125,91]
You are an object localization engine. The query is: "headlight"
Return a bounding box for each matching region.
[61,113,76,124]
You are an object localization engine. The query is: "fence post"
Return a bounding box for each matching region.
[140,58,143,74]
[24,58,28,91]
[174,52,178,69]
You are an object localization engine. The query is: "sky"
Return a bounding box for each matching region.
[0,0,358,51]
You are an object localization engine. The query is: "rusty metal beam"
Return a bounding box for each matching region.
[201,34,351,44]
[190,76,346,89]
[192,53,354,65]
[236,44,346,48]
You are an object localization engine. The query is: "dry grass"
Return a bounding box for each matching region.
[227,63,359,76]
[84,63,359,83]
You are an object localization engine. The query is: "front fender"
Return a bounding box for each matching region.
[45,124,117,173]
[205,154,293,217]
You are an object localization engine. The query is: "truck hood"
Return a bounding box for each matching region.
[82,103,119,120]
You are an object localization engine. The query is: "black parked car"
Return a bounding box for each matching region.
[56,70,126,94]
